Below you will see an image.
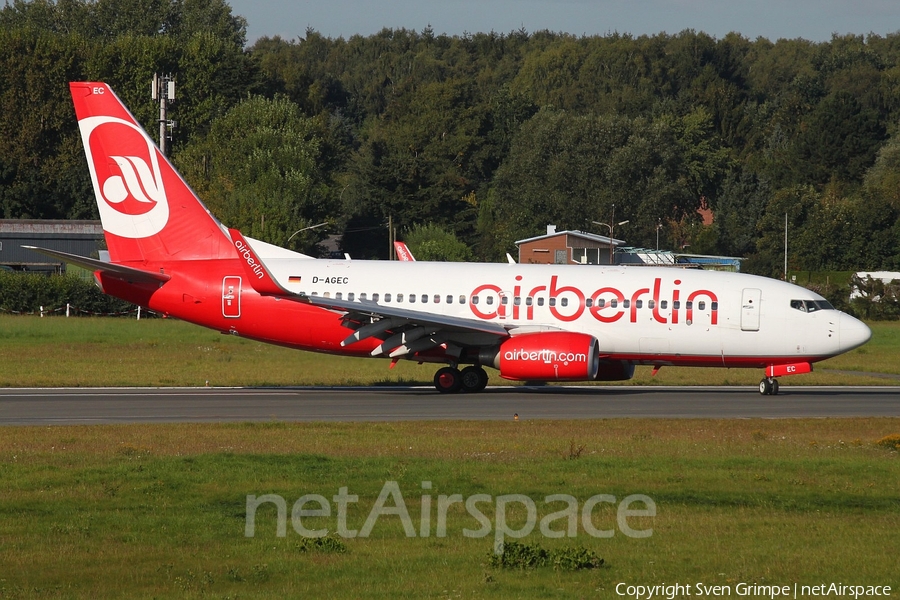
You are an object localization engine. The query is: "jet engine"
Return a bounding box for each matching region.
[480,332,601,381]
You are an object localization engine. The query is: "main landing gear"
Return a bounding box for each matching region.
[434,366,489,394]
[759,377,780,396]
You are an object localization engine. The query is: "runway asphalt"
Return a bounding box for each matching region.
[0,385,898,425]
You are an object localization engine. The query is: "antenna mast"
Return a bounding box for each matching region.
[151,73,176,155]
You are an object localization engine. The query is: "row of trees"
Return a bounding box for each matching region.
[2,0,900,276]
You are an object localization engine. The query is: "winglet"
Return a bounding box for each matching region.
[228,228,290,296]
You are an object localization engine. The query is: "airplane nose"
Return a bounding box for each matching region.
[839,313,872,352]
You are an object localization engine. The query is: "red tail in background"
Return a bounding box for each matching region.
[70,82,234,264]
[394,241,415,261]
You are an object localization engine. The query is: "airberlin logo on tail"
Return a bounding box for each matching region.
[79,116,169,239]
[102,156,161,215]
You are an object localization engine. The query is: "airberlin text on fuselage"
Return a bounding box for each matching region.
[233,240,265,280]
[470,275,718,325]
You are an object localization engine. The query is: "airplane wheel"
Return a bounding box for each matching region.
[434,367,462,394]
[759,378,779,395]
[460,366,489,393]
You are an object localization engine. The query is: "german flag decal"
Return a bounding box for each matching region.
[288,276,302,283]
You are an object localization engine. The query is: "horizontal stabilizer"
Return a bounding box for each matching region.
[21,246,170,284]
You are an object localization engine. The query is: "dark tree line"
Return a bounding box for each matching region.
[2,0,900,274]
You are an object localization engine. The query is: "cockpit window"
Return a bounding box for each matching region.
[790,299,835,313]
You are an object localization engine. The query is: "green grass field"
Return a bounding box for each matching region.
[1,315,898,598]
[1,315,899,387]
[1,419,898,599]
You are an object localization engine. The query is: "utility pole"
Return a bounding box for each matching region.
[388,214,394,260]
[784,212,788,280]
[151,73,176,155]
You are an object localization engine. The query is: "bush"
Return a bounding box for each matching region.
[404,223,473,262]
[296,536,348,554]
[487,541,548,570]
[875,434,900,451]
[487,541,603,571]
[0,272,135,315]
[551,546,604,571]
[850,275,900,321]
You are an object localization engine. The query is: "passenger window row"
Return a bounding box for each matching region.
[306,292,465,304]
[302,291,717,312]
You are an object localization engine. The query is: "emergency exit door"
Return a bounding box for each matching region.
[222,276,241,318]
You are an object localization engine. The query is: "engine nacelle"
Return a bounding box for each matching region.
[486,332,600,381]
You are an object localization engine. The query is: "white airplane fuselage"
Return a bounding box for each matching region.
[257,256,867,368]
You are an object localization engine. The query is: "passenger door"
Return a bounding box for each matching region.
[741,288,761,331]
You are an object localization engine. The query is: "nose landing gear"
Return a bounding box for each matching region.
[759,362,812,395]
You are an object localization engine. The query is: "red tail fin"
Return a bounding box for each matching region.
[394,241,416,261]
[70,82,234,264]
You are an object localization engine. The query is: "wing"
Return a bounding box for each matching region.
[228,228,510,359]
[302,294,510,357]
